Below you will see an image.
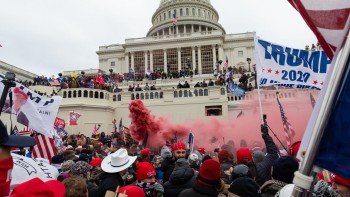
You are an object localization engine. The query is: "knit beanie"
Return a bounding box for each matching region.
[61,160,75,173]
[119,185,145,197]
[174,158,190,170]
[136,162,156,181]
[237,148,252,164]
[171,142,186,151]
[272,156,299,183]
[198,159,221,185]
[229,176,262,197]
[141,148,150,156]
[218,150,229,163]
[70,161,91,178]
[90,158,102,167]
[252,150,265,163]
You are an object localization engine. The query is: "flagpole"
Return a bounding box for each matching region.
[293,32,350,196]
[254,33,264,124]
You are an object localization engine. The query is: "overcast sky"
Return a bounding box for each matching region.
[0,0,317,77]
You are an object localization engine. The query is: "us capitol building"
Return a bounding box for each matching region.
[1,0,318,136]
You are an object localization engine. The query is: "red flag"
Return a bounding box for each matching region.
[69,111,82,126]
[288,0,350,60]
[54,117,66,129]
[95,73,105,87]
[32,135,57,164]
[92,124,99,135]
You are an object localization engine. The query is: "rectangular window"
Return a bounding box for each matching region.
[205,105,222,116]
[238,51,244,57]
[167,48,178,73]
[181,47,192,70]
[111,61,115,67]
[153,49,164,72]
[201,45,214,74]
[134,51,145,76]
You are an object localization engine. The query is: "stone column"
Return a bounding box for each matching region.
[198,46,202,74]
[131,52,135,71]
[169,27,172,35]
[157,31,159,37]
[162,29,165,36]
[218,45,224,71]
[191,25,194,33]
[163,49,167,73]
[184,25,187,34]
[177,48,182,71]
[150,50,154,72]
[199,25,202,33]
[144,51,148,74]
[125,53,129,73]
[176,25,179,35]
[212,45,217,71]
[192,47,196,72]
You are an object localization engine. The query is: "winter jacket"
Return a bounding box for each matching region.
[163,167,197,197]
[97,172,124,197]
[179,181,219,197]
[220,161,234,184]
[260,179,287,197]
[160,157,176,183]
[255,133,279,186]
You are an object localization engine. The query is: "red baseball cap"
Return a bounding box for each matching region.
[90,158,103,167]
[11,178,65,197]
[198,147,205,153]
[141,148,150,156]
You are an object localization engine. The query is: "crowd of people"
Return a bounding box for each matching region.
[1,119,349,197]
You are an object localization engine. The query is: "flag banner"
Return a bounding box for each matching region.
[69,111,82,126]
[92,124,99,135]
[54,117,66,129]
[277,93,296,148]
[11,125,18,135]
[172,13,178,27]
[310,92,316,108]
[56,126,67,137]
[314,57,350,180]
[32,134,57,164]
[11,153,59,186]
[255,37,331,89]
[288,0,350,60]
[187,131,194,153]
[225,56,229,71]
[0,75,61,137]
[228,79,245,97]
[18,126,36,136]
[95,73,105,86]
[236,110,244,119]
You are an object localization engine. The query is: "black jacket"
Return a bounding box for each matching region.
[255,133,279,186]
[179,181,219,197]
[97,172,124,197]
[163,167,197,197]
[160,157,176,183]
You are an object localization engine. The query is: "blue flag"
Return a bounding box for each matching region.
[187,131,194,153]
[228,79,245,97]
[314,58,350,180]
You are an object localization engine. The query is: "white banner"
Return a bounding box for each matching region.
[255,37,332,89]
[0,74,62,137]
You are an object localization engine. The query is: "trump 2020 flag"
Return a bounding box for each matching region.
[228,79,245,97]
[314,57,350,180]
[288,0,350,60]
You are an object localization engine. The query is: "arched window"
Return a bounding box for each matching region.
[100,92,104,99]
[221,88,225,95]
[199,89,203,96]
[198,9,201,17]
[174,91,178,98]
[168,11,171,18]
[186,8,189,16]
[192,8,195,16]
[180,8,183,16]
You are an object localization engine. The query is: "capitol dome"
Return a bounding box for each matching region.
[147,0,225,37]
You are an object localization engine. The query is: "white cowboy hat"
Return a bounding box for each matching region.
[101,148,136,173]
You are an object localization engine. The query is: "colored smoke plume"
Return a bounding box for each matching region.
[129,92,314,152]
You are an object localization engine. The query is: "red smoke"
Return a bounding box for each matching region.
[129,94,314,151]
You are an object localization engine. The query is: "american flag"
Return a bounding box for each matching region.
[277,93,296,148]
[172,13,178,27]
[32,134,57,164]
[224,56,228,71]
[15,126,36,136]
[11,126,19,135]
[310,92,316,108]
[288,0,350,60]
[92,124,99,135]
